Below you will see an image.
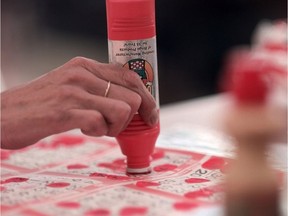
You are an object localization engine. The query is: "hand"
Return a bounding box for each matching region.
[1,57,159,149]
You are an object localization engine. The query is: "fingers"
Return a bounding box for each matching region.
[97,64,158,126]
[102,82,142,129]
[69,109,108,136]
[51,56,158,136]
[67,95,134,137]
[56,69,141,130]
[0,56,159,150]
[61,68,140,114]
[68,57,159,126]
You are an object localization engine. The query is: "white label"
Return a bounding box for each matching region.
[108,37,159,106]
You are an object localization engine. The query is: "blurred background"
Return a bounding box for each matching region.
[1,0,286,105]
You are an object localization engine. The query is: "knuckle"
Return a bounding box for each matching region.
[121,70,142,88]
[53,109,71,125]
[106,102,131,137]
[128,92,142,113]
[115,102,131,121]
[84,115,107,136]
[56,57,99,85]
[65,70,85,84]
[58,85,74,98]
[69,56,87,66]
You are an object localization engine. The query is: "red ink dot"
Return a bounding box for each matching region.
[1,177,29,184]
[89,172,108,178]
[136,181,160,187]
[84,209,110,216]
[46,182,70,188]
[112,158,126,165]
[0,150,11,160]
[185,178,210,184]
[56,201,80,209]
[153,164,177,172]
[201,156,226,170]
[97,159,126,171]
[0,186,6,191]
[106,175,130,181]
[151,150,165,160]
[67,164,89,169]
[173,202,199,211]
[35,141,49,149]
[1,205,14,211]
[184,189,214,199]
[119,207,148,216]
[51,135,85,148]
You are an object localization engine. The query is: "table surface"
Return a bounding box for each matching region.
[160,94,230,130]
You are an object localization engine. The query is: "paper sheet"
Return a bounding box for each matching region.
[1,127,286,216]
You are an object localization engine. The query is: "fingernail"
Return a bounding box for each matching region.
[149,108,159,126]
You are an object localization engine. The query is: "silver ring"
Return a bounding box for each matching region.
[104,81,111,97]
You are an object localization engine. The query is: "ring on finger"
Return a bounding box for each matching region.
[104,81,111,97]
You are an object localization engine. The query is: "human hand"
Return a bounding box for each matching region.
[1,57,159,149]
